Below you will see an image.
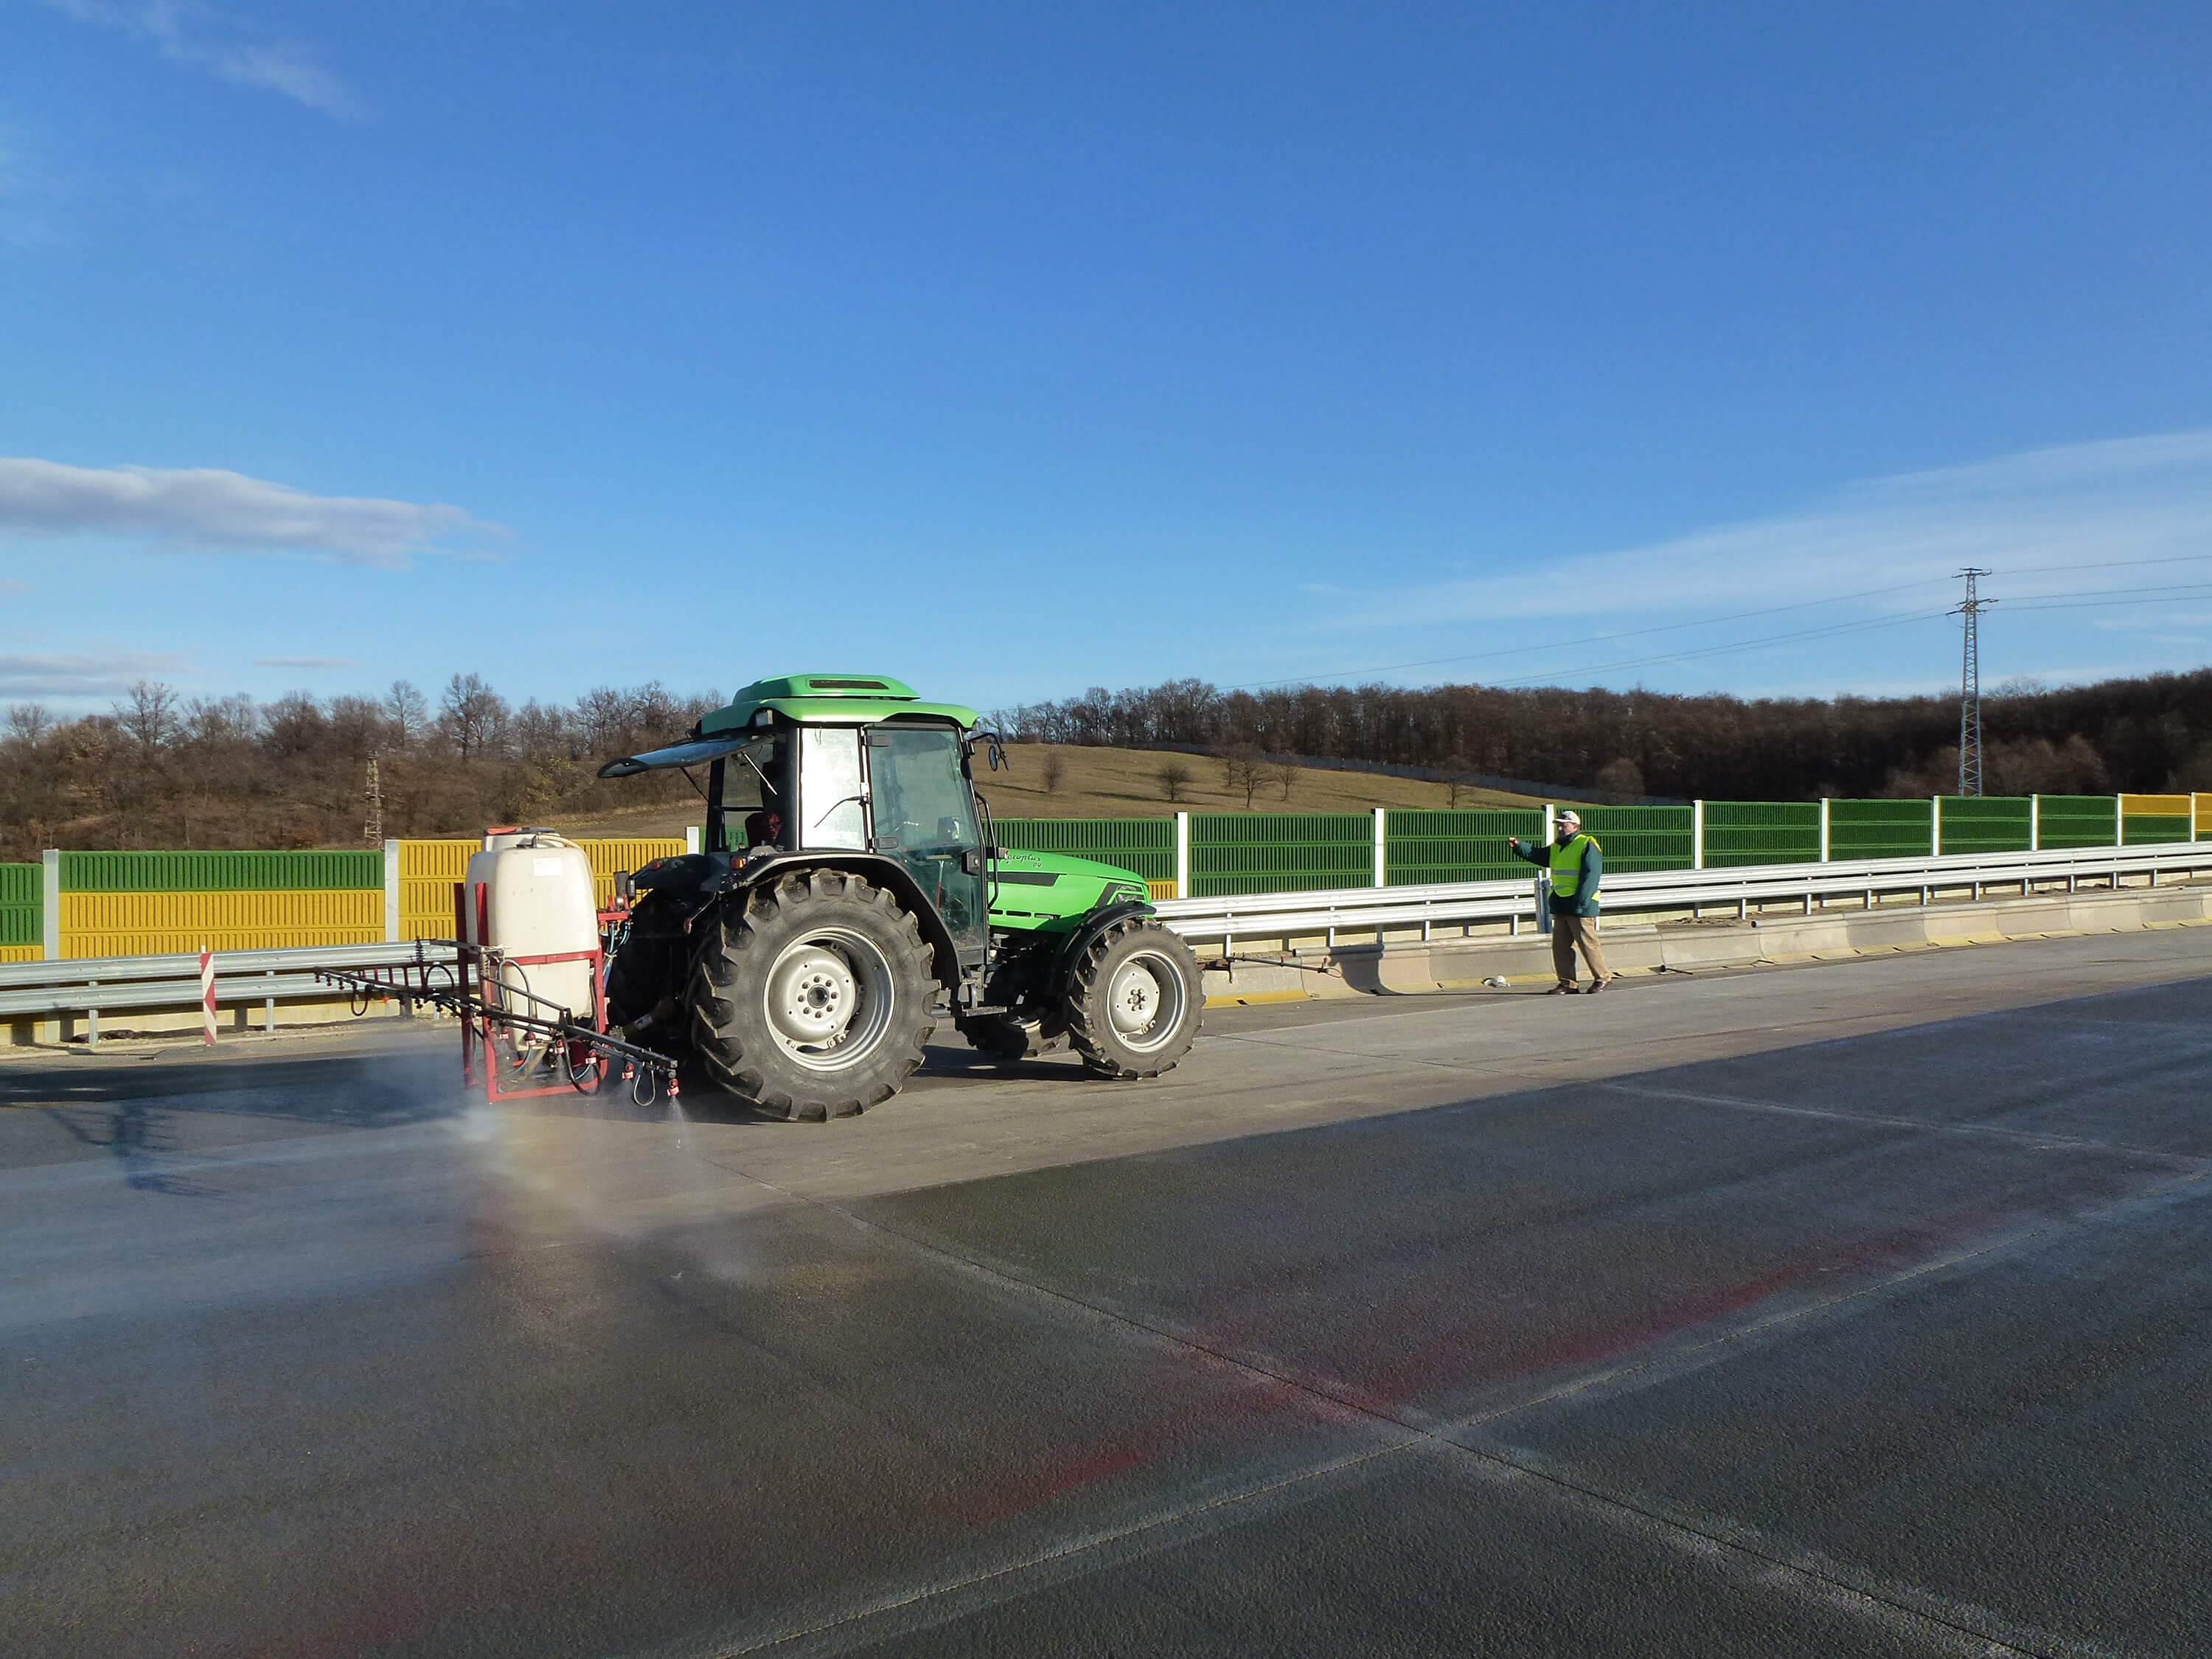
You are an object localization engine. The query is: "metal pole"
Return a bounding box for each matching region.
[1691,801,1705,869]
[1175,810,1191,899]
[1952,567,1991,796]
[1372,807,1387,888]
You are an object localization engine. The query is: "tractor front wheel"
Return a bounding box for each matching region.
[1061,919,1203,1079]
[686,870,937,1121]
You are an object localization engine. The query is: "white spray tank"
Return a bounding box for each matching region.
[463,829,600,1030]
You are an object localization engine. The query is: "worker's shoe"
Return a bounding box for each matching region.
[1546,982,1578,995]
[1585,977,1615,995]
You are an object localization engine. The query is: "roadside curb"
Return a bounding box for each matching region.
[1200,886,2212,1006]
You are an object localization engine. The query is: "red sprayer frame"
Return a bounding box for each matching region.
[456,878,608,1104]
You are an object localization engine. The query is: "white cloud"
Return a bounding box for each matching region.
[1320,430,2212,629]
[254,655,355,669]
[0,650,192,698]
[0,458,500,567]
[0,577,28,594]
[37,1,361,117]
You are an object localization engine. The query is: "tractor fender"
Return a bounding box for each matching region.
[722,852,967,990]
[1047,898,1156,1001]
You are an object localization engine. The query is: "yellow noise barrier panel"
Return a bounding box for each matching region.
[1147,879,1180,901]
[397,837,686,939]
[2120,793,2193,818]
[1,943,38,964]
[61,889,383,959]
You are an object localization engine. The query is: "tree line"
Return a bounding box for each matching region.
[0,675,722,859]
[993,671,2212,803]
[7,665,2209,858]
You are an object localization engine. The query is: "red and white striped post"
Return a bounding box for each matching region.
[198,947,217,1046]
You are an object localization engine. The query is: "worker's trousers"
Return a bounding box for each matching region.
[1551,911,1610,986]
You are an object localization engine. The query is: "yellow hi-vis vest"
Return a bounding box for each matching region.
[1548,832,1598,900]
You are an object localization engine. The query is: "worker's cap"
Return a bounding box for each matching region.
[1556,810,1582,828]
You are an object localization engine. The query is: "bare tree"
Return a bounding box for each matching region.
[1040,748,1066,794]
[1441,752,1472,807]
[5,703,51,745]
[1155,757,1193,803]
[1219,744,1265,809]
[114,681,180,753]
[440,673,509,762]
[1271,760,1299,802]
[385,681,431,750]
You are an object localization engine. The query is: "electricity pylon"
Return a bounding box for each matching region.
[364,757,383,847]
[1952,568,1993,797]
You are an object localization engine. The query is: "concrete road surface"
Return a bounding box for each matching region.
[3,929,2208,1657]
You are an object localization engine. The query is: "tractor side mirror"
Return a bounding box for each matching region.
[961,848,984,876]
[614,869,634,903]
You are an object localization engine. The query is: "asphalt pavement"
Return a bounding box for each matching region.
[3,929,2208,1657]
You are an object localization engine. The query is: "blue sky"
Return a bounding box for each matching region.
[4,1,2211,717]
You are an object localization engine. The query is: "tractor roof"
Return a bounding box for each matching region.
[699,672,979,734]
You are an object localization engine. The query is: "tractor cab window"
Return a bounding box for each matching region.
[868,724,985,961]
[714,735,788,852]
[868,727,978,856]
[799,726,869,851]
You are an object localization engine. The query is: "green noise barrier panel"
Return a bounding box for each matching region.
[1,862,38,950]
[1829,799,1933,861]
[1192,813,1372,897]
[1576,805,1697,874]
[1701,801,1820,867]
[1937,796,2031,855]
[993,818,1176,883]
[58,850,383,892]
[1385,809,1546,886]
[2121,813,2193,846]
[2035,796,2118,851]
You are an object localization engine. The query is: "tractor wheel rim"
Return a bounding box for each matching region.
[763,930,894,1071]
[1107,950,1186,1051]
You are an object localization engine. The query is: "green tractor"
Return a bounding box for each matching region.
[596,672,1204,1120]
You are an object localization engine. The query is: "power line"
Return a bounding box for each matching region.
[1224,549,2212,696]
[1231,577,1953,691]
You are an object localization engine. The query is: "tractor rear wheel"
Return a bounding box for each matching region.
[1061,919,1203,1079]
[686,869,936,1121]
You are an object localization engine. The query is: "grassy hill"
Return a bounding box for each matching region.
[556,742,1556,839]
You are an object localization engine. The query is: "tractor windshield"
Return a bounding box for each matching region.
[867,724,985,960]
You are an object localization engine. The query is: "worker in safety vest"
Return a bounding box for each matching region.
[1508,810,1615,995]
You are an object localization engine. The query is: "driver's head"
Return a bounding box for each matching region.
[1554,810,1582,844]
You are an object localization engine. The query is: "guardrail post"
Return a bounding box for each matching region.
[383,838,401,942]
[1372,808,1386,888]
[1819,799,1831,863]
[1691,801,1704,870]
[1175,811,1190,900]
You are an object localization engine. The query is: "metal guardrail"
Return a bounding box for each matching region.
[1150,841,2212,947]
[3,841,2207,1040]
[0,942,445,1034]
